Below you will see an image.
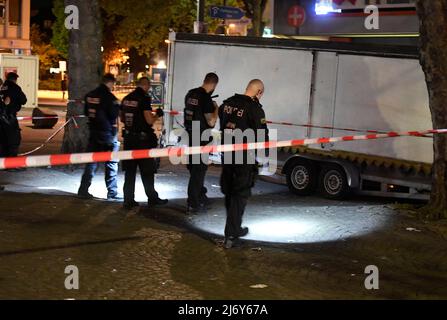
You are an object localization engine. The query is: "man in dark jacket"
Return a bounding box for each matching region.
[184,73,219,214]
[78,74,121,200]
[120,77,168,210]
[219,79,269,249]
[0,73,27,157]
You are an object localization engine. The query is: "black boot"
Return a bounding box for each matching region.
[123,201,140,211]
[148,198,168,208]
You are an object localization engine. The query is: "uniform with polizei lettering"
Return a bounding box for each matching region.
[184,87,216,211]
[78,82,121,200]
[120,86,164,207]
[219,94,269,243]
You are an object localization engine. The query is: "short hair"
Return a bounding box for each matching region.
[246,79,264,92]
[203,73,219,85]
[102,73,117,84]
[6,72,19,81]
[137,77,151,86]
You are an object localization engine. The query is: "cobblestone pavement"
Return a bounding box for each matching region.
[1,162,447,300]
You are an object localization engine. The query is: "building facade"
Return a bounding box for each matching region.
[0,0,31,55]
[272,0,419,46]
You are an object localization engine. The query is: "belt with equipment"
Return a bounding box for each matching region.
[123,130,152,141]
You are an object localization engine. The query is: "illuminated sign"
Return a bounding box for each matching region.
[331,0,416,10]
[150,82,165,106]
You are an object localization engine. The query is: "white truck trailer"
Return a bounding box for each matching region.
[165,33,433,201]
[0,54,39,109]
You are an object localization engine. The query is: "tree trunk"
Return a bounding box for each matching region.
[243,0,267,37]
[61,0,103,154]
[416,0,447,220]
[252,0,263,37]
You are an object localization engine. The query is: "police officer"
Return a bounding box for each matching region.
[78,74,121,200]
[0,73,27,158]
[120,77,168,210]
[219,79,269,249]
[0,78,5,158]
[184,73,219,214]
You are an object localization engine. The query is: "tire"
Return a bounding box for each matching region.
[286,160,317,196]
[319,165,350,200]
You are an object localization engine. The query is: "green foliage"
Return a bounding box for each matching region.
[101,0,197,57]
[51,0,69,59]
[31,24,62,80]
[48,0,262,63]
[241,0,268,36]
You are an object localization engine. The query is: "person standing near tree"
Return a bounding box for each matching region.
[77,74,121,200]
[61,75,68,101]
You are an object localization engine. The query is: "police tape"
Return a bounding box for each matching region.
[1,129,446,171]
[165,110,431,137]
[17,116,59,121]
[18,118,75,157]
[68,99,85,104]
[17,110,410,138]
[17,115,87,122]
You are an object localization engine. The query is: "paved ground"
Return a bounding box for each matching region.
[0,109,446,300]
[1,162,447,300]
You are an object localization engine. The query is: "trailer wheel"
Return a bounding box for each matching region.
[319,165,350,200]
[286,160,317,196]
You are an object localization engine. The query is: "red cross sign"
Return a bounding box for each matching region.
[287,5,306,28]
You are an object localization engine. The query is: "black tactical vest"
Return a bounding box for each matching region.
[184,87,211,133]
[121,87,153,135]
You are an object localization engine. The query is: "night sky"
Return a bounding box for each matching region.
[31,0,53,10]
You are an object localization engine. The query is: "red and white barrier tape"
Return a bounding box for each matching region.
[1,129,446,171]
[17,116,59,121]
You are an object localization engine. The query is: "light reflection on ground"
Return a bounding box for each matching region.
[2,167,392,244]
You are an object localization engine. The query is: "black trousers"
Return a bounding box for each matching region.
[123,158,158,204]
[122,136,159,204]
[187,162,208,208]
[221,164,258,238]
[0,116,21,157]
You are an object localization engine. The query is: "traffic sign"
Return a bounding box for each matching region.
[287,5,306,28]
[150,82,164,106]
[210,6,245,20]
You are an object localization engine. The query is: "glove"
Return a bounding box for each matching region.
[155,108,164,117]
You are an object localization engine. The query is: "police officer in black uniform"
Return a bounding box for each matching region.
[0,73,27,158]
[184,73,219,214]
[0,78,5,158]
[78,74,121,200]
[219,79,269,249]
[120,77,168,210]
[0,78,5,191]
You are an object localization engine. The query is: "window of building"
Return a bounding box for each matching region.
[0,0,6,24]
[9,0,22,25]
